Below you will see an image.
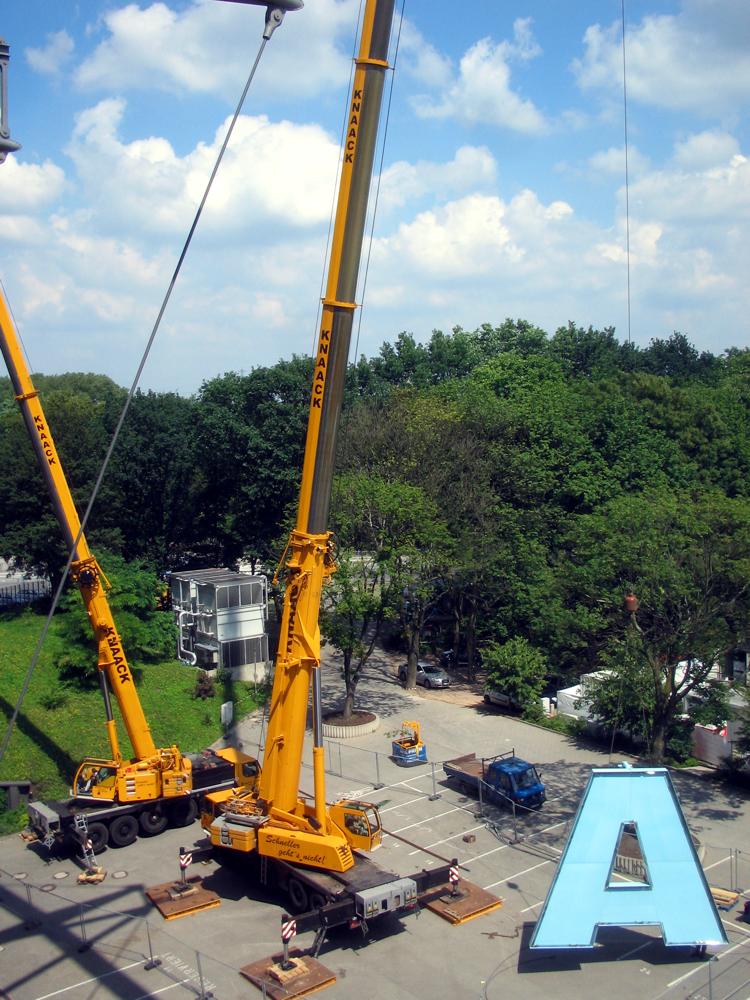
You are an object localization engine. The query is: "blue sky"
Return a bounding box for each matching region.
[1,0,748,394]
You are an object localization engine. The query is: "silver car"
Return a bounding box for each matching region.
[398,661,451,689]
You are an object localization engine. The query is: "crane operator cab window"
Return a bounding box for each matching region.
[337,802,382,851]
[76,763,116,795]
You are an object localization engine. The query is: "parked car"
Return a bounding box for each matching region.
[483,685,523,711]
[398,662,451,689]
[440,649,483,670]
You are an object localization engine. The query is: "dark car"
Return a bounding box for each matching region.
[398,661,451,689]
[440,649,482,670]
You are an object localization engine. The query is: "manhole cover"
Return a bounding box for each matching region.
[53,871,69,880]
[112,871,128,879]
[13,873,27,880]
[40,884,55,893]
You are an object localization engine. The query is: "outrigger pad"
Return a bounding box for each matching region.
[145,877,220,920]
[421,878,503,925]
[241,949,336,998]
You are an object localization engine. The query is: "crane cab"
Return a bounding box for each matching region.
[330,800,382,852]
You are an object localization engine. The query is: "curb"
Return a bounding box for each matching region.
[322,713,380,739]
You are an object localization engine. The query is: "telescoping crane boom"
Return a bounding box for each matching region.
[204,0,398,872]
[0,292,257,851]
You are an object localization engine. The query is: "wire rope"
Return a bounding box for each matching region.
[621,0,632,345]
[337,0,405,474]
[0,28,275,765]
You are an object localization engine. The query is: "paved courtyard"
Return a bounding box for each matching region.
[1,651,748,999]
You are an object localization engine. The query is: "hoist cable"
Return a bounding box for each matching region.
[621,0,632,345]
[351,0,406,370]
[0,30,273,765]
[337,0,405,472]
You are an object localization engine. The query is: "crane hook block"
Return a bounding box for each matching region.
[215,0,304,39]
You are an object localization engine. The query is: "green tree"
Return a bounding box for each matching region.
[563,489,750,761]
[483,636,547,719]
[56,552,176,686]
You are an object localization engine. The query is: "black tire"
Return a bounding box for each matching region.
[86,821,109,854]
[138,804,168,836]
[288,877,309,913]
[109,813,139,848]
[309,891,327,911]
[483,694,490,704]
[424,679,432,689]
[169,797,199,828]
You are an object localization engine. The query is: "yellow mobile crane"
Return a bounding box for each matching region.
[0,292,258,853]
[201,0,453,928]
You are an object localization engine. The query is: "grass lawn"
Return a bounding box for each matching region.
[0,606,267,812]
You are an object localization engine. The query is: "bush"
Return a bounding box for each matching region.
[193,670,216,700]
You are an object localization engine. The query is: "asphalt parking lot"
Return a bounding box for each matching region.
[1,654,749,1000]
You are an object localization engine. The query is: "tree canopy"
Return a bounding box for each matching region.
[2,323,749,761]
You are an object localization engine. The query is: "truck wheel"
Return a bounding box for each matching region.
[109,814,138,847]
[86,821,109,854]
[309,891,327,911]
[169,798,199,828]
[139,805,168,836]
[288,877,309,913]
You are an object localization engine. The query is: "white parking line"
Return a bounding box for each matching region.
[665,937,748,990]
[520,900,544,914]
[33,959,148,999]
[379,794,429,814]
[617,941,653,961]
[408,822,488,855]
[703,854,731,872]
[483,858,551,890]
[132,980,195,1000]
[389,806,464,835]
[722,917,750,938]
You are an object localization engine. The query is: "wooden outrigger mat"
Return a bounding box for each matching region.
[145,877,221,920]
[710,886,740,911]
[420,879,503,925]
[240,950,336,999]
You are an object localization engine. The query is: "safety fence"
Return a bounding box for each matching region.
[0,867,306,999]
[0,578,50,608]
[309,736,750,891]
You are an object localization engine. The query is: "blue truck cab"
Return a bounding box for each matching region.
[443,749,545,810]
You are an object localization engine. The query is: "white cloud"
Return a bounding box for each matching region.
[25,30,74,76]
[398,19,452,87]
[379,146,497,211]
[0,157,65,212]
[673,130,741,170]
[573,1,750,116]
[588,145,650,178]
[415,20,548,134]
[75,0,356,100]
[65,98,339,238]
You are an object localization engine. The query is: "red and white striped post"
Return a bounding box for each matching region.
[449,864,460,898]
[178,846,193,887]
[280,914,297,970]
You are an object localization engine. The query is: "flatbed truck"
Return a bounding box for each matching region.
[444,750,546,810]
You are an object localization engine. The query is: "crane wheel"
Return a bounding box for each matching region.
[109,814,139,847]
[288,877,309,913]
[309,891,327,911]
[138,805,168,836]
[86,821,109,854]
[169,798,199,828]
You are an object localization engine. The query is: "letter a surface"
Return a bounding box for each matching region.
[531,767,726,948]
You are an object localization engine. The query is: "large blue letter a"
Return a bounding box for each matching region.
[531,767,727,948]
